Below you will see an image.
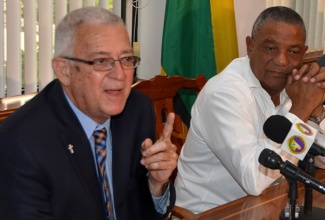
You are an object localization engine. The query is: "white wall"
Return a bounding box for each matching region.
[137,0,166,79]
[234,0,265,57]
[136,0,265,79]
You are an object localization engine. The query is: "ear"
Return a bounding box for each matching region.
[52,57,71,86]
[246,36,254,57]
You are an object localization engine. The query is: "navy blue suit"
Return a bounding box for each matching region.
[0,79,175,220]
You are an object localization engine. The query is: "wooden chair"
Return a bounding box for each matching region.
[302,48,324,65]
[132,74,206,154]
[133,74,206,220]
[0,93,36,123]
[167,205,197,220]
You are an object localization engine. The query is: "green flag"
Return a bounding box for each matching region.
[161,0,238,113]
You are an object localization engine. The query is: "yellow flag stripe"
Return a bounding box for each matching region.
[161,67,167,76]
[210,1,239,73]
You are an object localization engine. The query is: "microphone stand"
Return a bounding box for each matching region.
[280,177,298,220]
[301,154,315,214]
[297,154,325,220]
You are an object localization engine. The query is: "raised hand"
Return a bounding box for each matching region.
[286,64,325,122]
[140,112,178,197]
[291,62,325,89]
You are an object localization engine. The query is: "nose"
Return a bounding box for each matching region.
[109,61,126,80]
[273,51,290,66]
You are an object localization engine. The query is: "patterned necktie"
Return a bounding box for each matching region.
[92,128,114,220]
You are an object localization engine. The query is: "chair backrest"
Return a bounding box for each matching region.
[132,74,207,155]
[303,48,324,65]
[0,93,36,123]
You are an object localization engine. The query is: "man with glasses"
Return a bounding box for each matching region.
[0,7,177,220]
[63,56,141,71]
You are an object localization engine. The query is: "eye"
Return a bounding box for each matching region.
[121,56,135,63]
[288,50,300,55]
[266,46,276,51]
[93,58,108,65]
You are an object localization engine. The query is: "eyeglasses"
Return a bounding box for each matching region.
[63,56,141,71]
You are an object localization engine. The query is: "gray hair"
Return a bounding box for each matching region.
[54,7,125,57]
[251,6,306,41]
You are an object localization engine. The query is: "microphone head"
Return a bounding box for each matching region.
[258,148,282,170]
[263,115,292,143]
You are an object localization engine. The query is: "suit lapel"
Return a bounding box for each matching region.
[60,128,103,207]
[111,91,147,207]
[111,113,131,205]
[47,80,103,209]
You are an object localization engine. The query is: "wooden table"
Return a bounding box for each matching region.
[177,169,325,220]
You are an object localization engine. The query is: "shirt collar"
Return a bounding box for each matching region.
[63,90,110,140]
[242,56,290,106]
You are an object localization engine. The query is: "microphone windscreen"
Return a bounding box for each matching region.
[263,115,292,144]
[258,148,282,169]
[258,148,273,165]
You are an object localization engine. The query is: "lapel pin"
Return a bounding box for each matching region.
[68,144,74,154]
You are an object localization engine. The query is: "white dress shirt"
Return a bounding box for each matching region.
[174,56,325,214]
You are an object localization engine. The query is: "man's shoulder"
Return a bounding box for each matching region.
[115,89,153,119]
[128,88,152,105]
[0,80,63,131]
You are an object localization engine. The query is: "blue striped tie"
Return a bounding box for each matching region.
[93,128,113,220]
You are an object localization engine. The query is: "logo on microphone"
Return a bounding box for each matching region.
[287,135,307,154]
[295,123,314,136]
[281,118,317,160]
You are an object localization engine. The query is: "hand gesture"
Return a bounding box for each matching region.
[290,62,325,89]
[286,63,325,121]
[140,112,178,197]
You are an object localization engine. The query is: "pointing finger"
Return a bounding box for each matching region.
[159,112,175,142]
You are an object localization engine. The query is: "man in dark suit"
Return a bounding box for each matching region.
[0,7,177,220]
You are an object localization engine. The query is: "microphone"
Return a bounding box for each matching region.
[263,115,325,157]
[263,116,325,219]
[258,148,325,194]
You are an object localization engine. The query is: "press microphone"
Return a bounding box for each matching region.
[263,115,325,158]
[258,148,325,194]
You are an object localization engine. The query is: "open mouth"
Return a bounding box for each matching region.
[105,89,123,96]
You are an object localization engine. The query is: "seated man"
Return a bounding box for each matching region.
[0,7,177,220]
[175,6,325,213]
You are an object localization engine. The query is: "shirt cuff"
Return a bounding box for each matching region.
[151,182,170,214]
[284,112,299,123]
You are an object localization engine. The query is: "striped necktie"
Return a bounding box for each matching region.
[92,128,114,220]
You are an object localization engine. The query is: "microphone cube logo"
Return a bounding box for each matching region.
[296,122,314,136]
[287,135,306,154]
[281,118,317,160]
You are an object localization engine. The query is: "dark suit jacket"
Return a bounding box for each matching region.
[0,79,175,220]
